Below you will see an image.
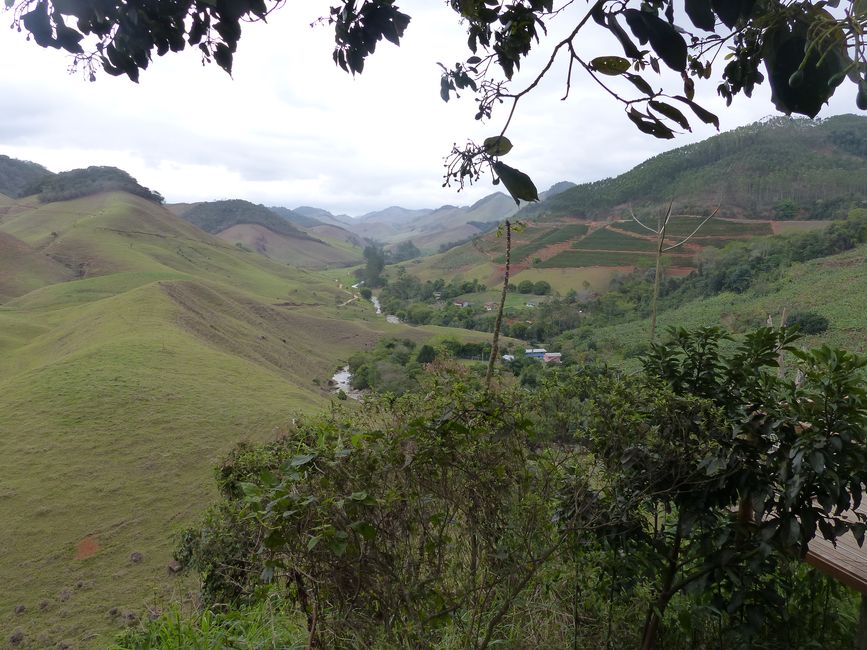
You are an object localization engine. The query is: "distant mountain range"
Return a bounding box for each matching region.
[5,114,866,271]
[281,184,576,254]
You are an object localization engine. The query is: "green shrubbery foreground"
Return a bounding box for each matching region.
[117,327,866,649]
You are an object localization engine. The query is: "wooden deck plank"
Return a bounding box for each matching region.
[805,504,867,594]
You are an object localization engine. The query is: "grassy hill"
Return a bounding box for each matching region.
[0,231,74,301]
[394,117,865,291]
[0,193,372,645]
[520,114,867,221]
[0,191,508,648]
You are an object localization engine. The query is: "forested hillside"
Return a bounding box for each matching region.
[24,166,164,203]
[181,199,312,238]
[521,115,867,220]
[0,154,53,198]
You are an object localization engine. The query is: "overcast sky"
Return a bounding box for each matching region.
[1,1,860,216]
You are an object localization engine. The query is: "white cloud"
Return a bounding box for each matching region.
[1,1,861,215]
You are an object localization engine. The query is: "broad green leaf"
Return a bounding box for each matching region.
[649,100,691,130]
[440,76,451,102]
[355,522,376,540]
[492,161,539,204]
[627,108,675,139]
[685,0,715,31]
[624,72,654,96]
[483,135,513,156]
[290,453,317,467]
[350,490,368,501]
[623,9,687,73]
[329,539,348,557]
[809,450,825,474]
[673,96,720,128]
[589,56,631,76]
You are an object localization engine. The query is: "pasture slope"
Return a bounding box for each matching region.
[0,192,474,649]
[571,243,867,358]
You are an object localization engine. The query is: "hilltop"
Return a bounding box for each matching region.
[0,154,54,198]
[520,114,867,221]
[170,199,363,269]
[28,166,164,203]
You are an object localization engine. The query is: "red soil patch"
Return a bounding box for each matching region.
[75,536,99,560]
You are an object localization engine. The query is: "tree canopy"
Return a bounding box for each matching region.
[7,0,867,200]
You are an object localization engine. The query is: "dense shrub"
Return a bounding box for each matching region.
[532,280,552,295]
[787,310,830,335]
[172,328,866,650]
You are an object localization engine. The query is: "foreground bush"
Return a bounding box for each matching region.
[168,330,866,649]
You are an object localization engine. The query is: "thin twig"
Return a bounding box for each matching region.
[486,220,511,391]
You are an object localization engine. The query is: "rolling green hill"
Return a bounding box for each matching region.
[0,190,506,648]
[0,192,379,646]
[520,114,867,221]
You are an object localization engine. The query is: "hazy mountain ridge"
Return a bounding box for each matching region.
[271,206,365,248]
[293,205,355,227]
[269,205,326,229]
[519,114,867,221]
[332,185,572,253]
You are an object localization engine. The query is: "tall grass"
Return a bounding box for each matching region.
[112,597,306,650]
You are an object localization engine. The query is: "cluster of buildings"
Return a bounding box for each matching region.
[502,348,562,364]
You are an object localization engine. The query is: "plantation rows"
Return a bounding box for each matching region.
[496,222,589,263]
[540,249,697,268]
[615,216,772,238]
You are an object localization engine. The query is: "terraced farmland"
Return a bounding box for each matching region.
[539,249,696,269]
[572,228,658,252]
[497,222,589,263]
[614,216,773,238]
